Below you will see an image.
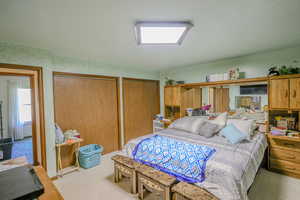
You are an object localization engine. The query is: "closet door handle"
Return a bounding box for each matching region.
[293,90,296,98]
[285,90,288,98]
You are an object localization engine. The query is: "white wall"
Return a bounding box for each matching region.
[0,42,160,177]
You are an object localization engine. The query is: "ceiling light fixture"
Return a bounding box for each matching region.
[135,21,193,45]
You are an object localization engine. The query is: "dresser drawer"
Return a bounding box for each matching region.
[270,138,300,150]
[270,158,300,175]
[270,148,300,163]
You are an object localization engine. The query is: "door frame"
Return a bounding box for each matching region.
[52,71,121,150]
[0,63,46,169]
[122,77,160,144]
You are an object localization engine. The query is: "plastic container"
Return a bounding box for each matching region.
[79,144,103,169]
[0,138,13,161]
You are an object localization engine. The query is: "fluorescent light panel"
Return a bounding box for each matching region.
[135,21,193,45]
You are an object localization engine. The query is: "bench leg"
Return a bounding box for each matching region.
[163,187,171,200]
[132,171,137,194]
[138,179,144,200]
[114,164,119,183]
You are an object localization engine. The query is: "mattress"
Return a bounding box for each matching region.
[120,128,268,200]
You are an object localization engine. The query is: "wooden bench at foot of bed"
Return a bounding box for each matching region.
[111,155,141,194]
[172,182,219,200]
[136,164,177,200]
[111,155,219,200]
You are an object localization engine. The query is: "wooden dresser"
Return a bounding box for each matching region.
[268,133,300,179]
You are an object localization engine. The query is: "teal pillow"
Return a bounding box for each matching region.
[220,124,247,144]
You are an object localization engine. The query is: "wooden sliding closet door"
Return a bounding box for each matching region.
[54,73,119,167]
[123,78,160,143]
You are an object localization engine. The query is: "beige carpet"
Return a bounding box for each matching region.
[54,152,300,200]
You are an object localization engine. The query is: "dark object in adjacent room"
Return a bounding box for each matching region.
[0,138,13,161]
[0,101,13,161]
[0,166,44,200]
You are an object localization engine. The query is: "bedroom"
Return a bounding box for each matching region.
[0,0,300,200]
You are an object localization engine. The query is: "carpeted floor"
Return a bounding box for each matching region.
[54,152,300,200]
[12,137,33,164]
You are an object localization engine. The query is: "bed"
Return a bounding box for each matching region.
[120,128,267,200]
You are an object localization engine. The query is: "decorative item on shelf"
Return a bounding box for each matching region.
[176,80,185,84]
[270,127,287,136]
[268,67,280,76]
[268,60,299,76]
[287,131,300,138]
[206,72,229,82]
[165,77,175,86]
[276,117,296,130]
[228,67,240,80]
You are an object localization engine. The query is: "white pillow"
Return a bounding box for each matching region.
[226,119,255,139]
[210,112,228,128]
[169,117,206,134]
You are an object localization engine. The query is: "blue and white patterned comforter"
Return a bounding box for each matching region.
[133,135,215,183]
[121,128,268,200]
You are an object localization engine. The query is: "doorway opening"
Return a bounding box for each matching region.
[0,64,46,169]
[0,76,33,163]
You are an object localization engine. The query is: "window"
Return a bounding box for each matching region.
[17,88,32,123]
[135,21,193,45]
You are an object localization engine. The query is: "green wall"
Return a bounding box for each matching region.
[159,45,300,112]
[0,42,160,177]
[1,41,300,177]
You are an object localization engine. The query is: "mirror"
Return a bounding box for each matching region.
[199,81,268,113]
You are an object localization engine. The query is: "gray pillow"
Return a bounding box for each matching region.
[198,121,221,138]
[169,117,206,134]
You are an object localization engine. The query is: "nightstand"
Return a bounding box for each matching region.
[267,133,300,179]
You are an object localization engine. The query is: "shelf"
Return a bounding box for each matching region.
[267,133,300,142]
[172,77,268,88]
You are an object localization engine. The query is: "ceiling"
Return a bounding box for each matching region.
[1,0,300,72]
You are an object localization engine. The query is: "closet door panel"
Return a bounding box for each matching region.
[123,79,160,143]
[54,74,119,168]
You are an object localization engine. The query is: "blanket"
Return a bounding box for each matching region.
[132,135,216,183]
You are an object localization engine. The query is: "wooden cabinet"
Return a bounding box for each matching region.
[290,78,300,109]
[172,87,181,106]
[164,86,202,119]
[268,133,300,179]
[269,77,300,110]
[164,86,181,106]
[164,87,174,106]
[269,79,289,109]
[181,88,202,116]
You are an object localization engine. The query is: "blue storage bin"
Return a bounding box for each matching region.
[79,144,103,169]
